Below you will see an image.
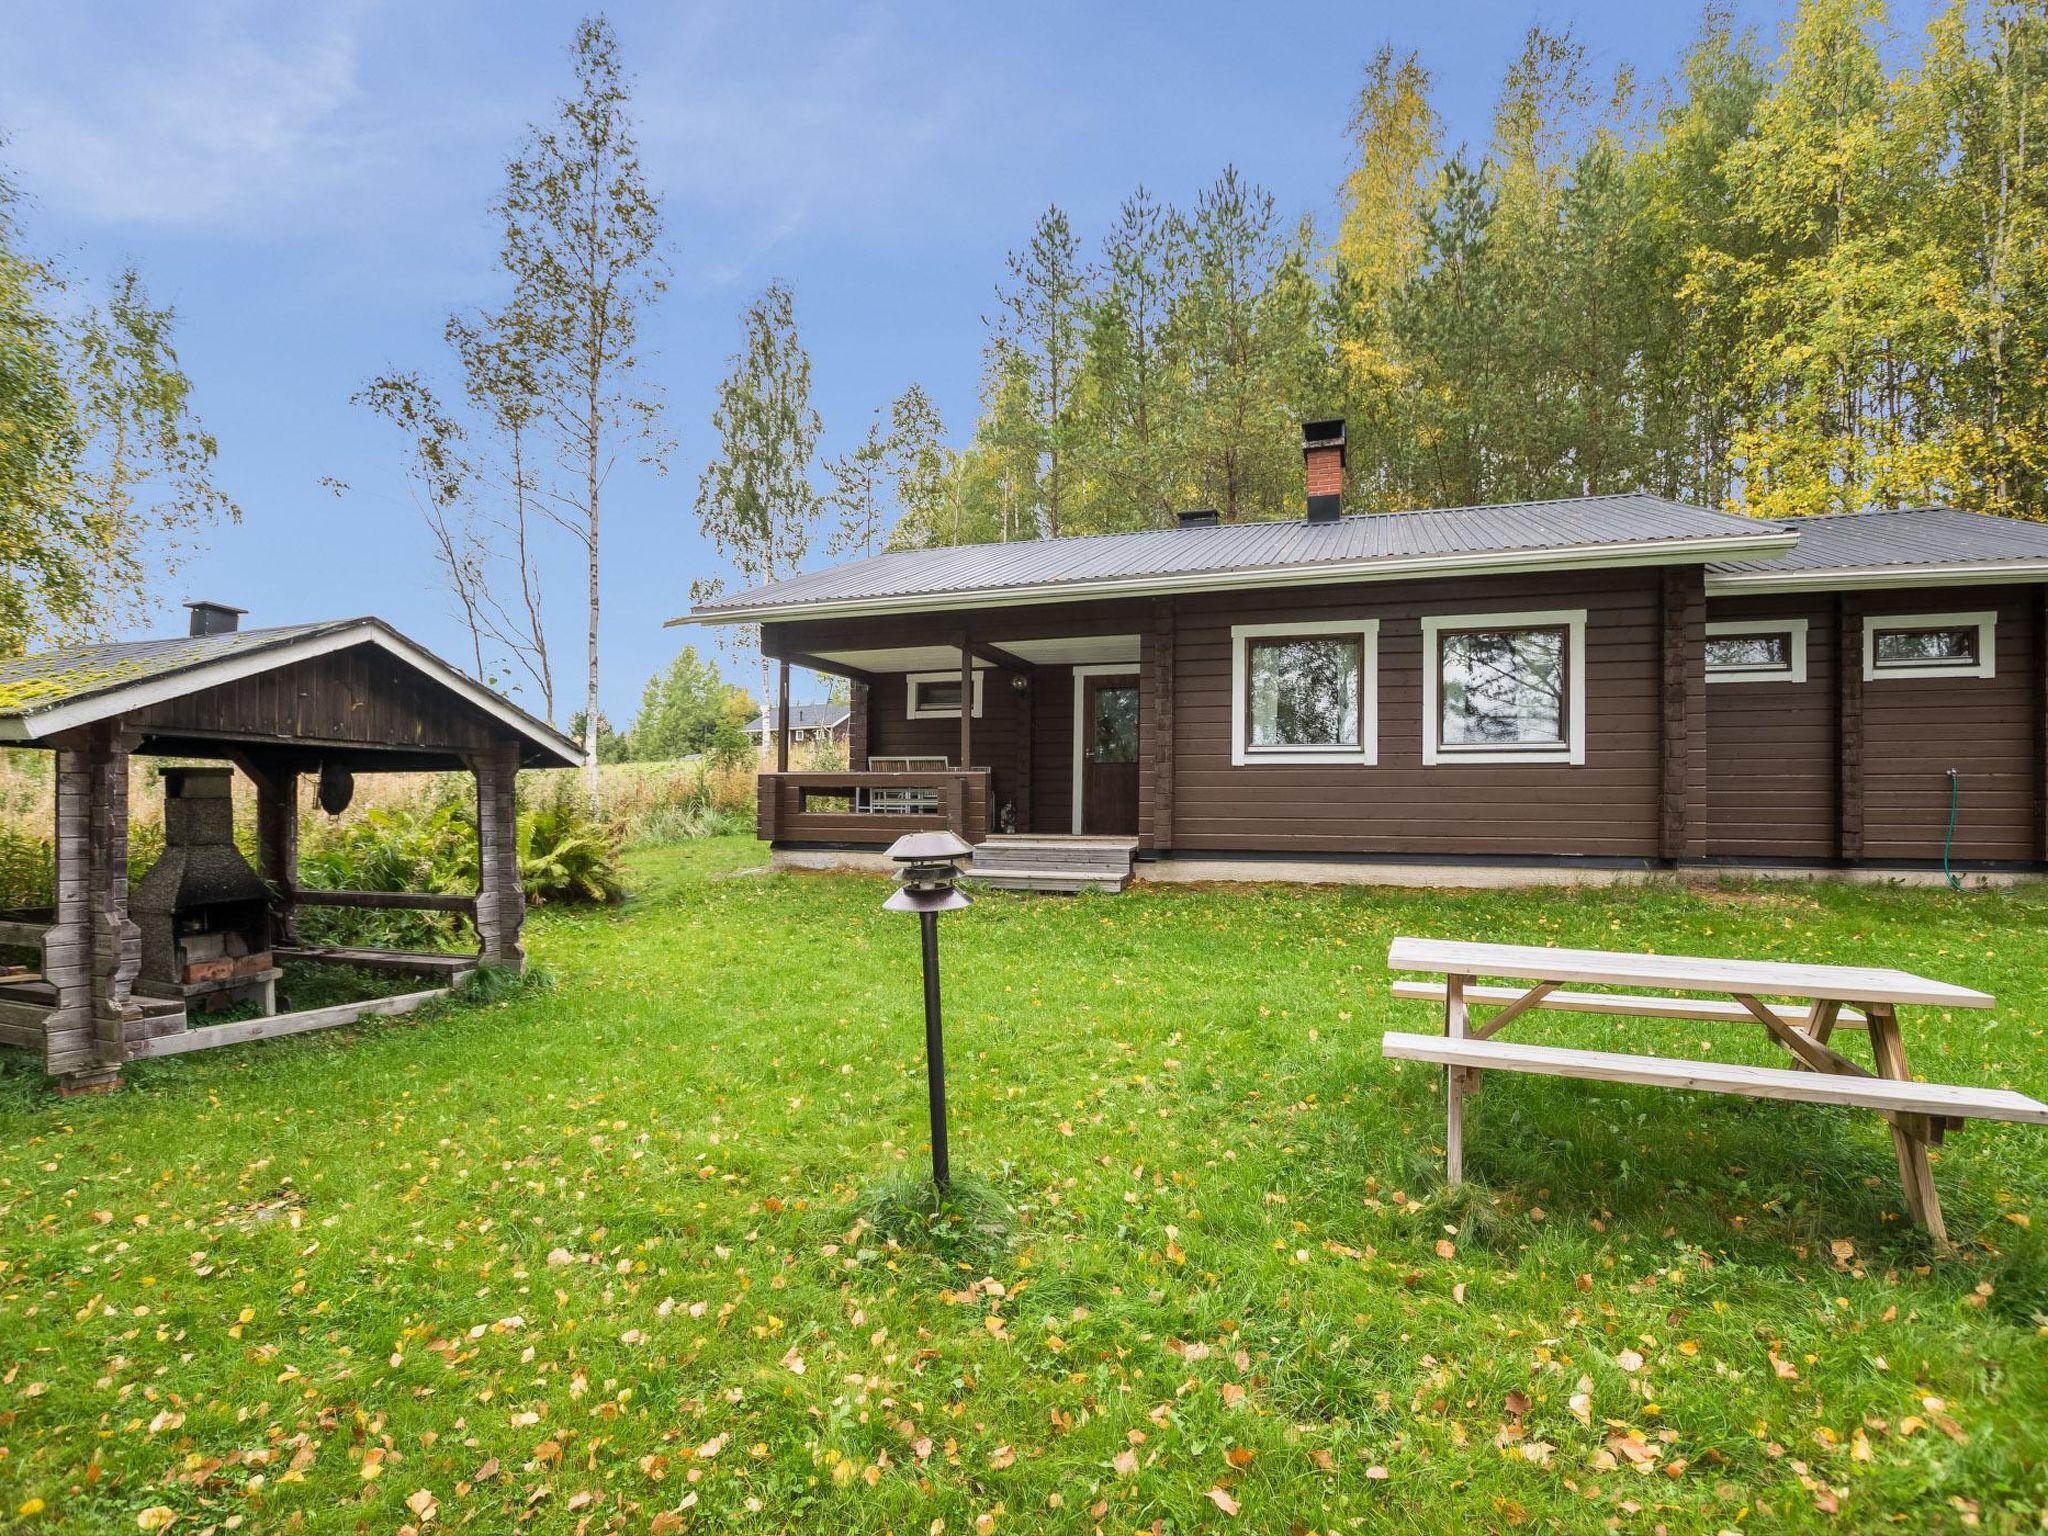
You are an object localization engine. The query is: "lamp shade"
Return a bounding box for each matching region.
[883,829,975,914]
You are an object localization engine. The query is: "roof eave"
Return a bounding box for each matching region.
[1,619,584,766]
[1706,559,2048,595]
[675,530,1801,627]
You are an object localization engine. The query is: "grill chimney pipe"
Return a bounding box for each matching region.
[1302,419,1346,523]
[184,600,246,637]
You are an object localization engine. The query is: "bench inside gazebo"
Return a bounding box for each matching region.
[0,602,580,1092]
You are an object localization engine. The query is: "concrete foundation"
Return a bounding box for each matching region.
[768,846,2038,891]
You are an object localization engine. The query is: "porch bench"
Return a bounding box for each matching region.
[1381,1031,2048,1127]
[1388,979,1867,1031]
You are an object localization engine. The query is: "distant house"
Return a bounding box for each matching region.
[684,418,2048,882]
[743,702,850,750]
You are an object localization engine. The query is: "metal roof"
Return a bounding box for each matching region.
[0,617,582,765]
[744,702,851,734]
[1707,506,2048,586]
[682,493,1797,623]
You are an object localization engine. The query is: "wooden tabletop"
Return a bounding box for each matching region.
[1386,937,1995,1009]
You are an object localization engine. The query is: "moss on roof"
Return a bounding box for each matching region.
[0,622,344,724]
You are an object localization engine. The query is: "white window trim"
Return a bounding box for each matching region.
[1705,618,1809,685]
[905,669,985,719]
[1862,610,1997,681]
[1070,663,1142,833]
[1421,608,1587,766]
[1228,619,1380,767]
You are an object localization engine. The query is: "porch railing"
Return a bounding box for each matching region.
[757,770,993,846]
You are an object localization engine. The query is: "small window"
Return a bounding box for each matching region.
[1421,609,1587,765]
[1705,619,1808,684]
[906,671,985,719]
[1708,633,1788,671]
[1862,611,1996,681]
[1229,619,1379,765]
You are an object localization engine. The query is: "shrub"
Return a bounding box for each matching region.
[0,827,53,912]
[0,761,636,942]
[0,820,164,913]
[519,780,626,904]
[294,778,624,949]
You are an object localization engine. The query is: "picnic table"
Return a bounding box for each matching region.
[1383,937,2048,1248]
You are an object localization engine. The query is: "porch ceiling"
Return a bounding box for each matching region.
[809,634,1140,673]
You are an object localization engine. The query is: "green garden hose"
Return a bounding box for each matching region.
[1943,768,1964,892]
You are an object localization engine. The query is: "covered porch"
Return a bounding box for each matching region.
[756,618,1155,864]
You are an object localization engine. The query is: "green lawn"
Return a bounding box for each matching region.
[4,841,2048,1534]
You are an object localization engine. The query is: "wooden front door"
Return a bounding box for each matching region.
[1080,673,1140,835]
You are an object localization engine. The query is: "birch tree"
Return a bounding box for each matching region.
[826,409,892,558]
[693,280,822,725]
[3,160,236,654]
[498,14,669,802]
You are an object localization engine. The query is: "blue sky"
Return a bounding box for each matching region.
[1,0,1938,719]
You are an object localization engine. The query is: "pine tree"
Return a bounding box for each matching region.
[1078,188,1185,530]
[995,207,1088,537]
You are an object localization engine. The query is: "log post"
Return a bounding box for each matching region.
[776,660,791,773]
[957,637,974,771]
[251,763,302,946]
[471,740,525,973]
[46,724,140,1092]
[1013,673,1034,832]
[849,679,870,771]
[2037,587,2047,864]
[1658,568,1706,862]
[1149,597,1177,854]
[1838,596,1864,863]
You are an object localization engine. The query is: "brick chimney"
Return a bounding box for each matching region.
[184,600,246,637]
[1302,419,1346,523]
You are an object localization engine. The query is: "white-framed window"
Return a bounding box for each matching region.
[905,670,985,719]
[1421,608,1587,766]
[1706,618,1808,684]
[1862,611,1997,680]
[1229,618,1379,766]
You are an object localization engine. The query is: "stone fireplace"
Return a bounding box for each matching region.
[133,766,280,1014]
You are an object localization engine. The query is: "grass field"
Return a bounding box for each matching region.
[4,839,2047,1533]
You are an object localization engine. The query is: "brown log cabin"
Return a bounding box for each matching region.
[682,421,2048,884]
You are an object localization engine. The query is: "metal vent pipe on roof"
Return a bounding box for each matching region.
[1177,508,1221,528]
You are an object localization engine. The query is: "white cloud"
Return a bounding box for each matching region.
[1,0,382,228]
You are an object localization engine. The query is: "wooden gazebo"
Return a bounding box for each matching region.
[0,603,580,1092]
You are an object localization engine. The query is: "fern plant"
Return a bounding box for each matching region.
[518,782,625,904]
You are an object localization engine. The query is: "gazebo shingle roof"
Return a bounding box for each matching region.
[0,616,580,765]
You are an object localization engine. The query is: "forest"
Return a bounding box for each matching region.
[8,2,2048,727]
[895,0,2048,547]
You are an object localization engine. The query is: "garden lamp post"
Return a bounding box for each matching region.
[883,831,974,1192]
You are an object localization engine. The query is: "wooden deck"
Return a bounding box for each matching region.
[757,769,992,846]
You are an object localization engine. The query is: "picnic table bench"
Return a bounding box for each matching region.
[1383,937,2048,1248]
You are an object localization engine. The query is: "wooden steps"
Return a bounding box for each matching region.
[1381,1031,2048,1125]
[967,836,1136,895]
